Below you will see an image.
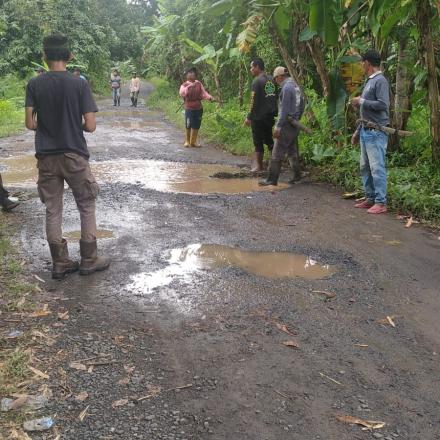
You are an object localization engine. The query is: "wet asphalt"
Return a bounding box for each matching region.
[1,84,440,439]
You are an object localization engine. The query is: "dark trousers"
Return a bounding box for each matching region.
[251,116,275,153]
[185,109,203,129]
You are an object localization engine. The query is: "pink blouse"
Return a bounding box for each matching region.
[179,80,212,110]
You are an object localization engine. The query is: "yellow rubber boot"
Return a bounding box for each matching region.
[190,129,200,147]
[183,128,191,147]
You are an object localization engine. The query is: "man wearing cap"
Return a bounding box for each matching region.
[25,33,110,279]
[351,49,390,215]
[259,66,304,186]
[244,58,277,172]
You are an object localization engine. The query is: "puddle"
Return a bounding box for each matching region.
[108,120,163,129]
[127,244,336,298]
[0,156,288,194]
[64,229,115,240]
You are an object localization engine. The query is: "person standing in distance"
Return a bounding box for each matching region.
[129,72,141,107]
[244,58,278,172]
[259,67,305,186]
[110,69,122,106]
[25,33,110,279]
[351,50,390,215]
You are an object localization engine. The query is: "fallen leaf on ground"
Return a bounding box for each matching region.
[354,344,369,348]
[274,322,296,336]
[282,340,299,349]
[378,315,397,327]
[75,391,89,402]
[32,274,46,283]
[87,366,94,373]
[123,365,135,374]
[9,428,32,440]
[114,335,125,345]
[29,366,49,379]
[28,305,51,318]
[69,362,87,371]
[118,376,130,385]
[8,396,29,410]
[319,372,343,386]
[385,240,402,246]
[336,414,385,430]
[312,290,336,299]
[342,191,361,199]
[57,311,69,320]
[78,405,90,421]
[112,398,129,408]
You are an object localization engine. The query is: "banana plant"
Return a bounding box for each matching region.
[182,38,225,105]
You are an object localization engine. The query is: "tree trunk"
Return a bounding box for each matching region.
[417,0,440,161]
[213,72,222,107]
[269,26,301,85]
[306,37,330,97]
[389,36,414,151]
[238,61,245,109]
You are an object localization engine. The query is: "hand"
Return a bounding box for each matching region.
[351,132,359,145]
[351,96,361,107]
[244,118,251,127]
[273,127,281,139]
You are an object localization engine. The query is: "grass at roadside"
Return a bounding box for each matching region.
[0,74,26,138]
[148,77,440,225]
[0,218,38,396]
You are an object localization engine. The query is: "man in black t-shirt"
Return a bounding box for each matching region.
[25,34,110,279]
[244,58,278,172]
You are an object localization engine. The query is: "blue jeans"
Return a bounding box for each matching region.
[359,128,388,204]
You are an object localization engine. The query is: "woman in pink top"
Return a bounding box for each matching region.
[179,67,213,147]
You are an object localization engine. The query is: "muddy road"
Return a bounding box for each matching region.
[1,85,440,439]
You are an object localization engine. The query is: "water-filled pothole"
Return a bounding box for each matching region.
[64,229,115,240]
[127,244,337,296]
[0,156,287,194]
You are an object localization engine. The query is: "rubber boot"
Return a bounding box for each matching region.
[79,239,111,276]
[130,97,134,107]
[49,239,79,280]
[0,184,19,212]
[134,98,138,108]
[258,160,281,186]
[287,156,301,184]
[117,97,121,107]
[190,129,200,147]
[183,128,191,147]
[113,99,117,106]
[251,152,264,173]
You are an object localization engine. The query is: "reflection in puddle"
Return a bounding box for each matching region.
[0,156,288,194]
[64,229,114,240]
[127,244,337,298]
[108,120,163,129]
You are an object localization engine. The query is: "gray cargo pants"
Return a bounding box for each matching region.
[37,153,99,243]
[272,123,300,162]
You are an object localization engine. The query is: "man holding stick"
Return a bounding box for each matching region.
[351,49,390,215]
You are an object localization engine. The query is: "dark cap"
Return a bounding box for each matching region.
[361,49,381,67]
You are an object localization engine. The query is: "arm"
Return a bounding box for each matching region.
[179,82,189,98]
[246,79,258,121]
[200,83,212,101]
[83,112,96,133]
[276,86,296,129]
[25,107,37,131]
[360,78,390,112]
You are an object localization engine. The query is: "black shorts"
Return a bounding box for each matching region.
[251,116,275,153]
[185,109,203,129]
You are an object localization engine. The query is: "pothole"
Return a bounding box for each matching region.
[127,243,337,297]
[0,156,288,194]
[64,229,115,240]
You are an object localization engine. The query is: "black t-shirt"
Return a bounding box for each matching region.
[247,73,278,121]
[25,71,98,159]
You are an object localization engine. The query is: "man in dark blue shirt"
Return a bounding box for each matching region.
[25,34,110,279]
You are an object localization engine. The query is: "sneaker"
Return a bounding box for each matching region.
[367,204,387,214]
[354,200,374,209]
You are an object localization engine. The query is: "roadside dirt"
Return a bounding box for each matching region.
[1,84,439,439]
